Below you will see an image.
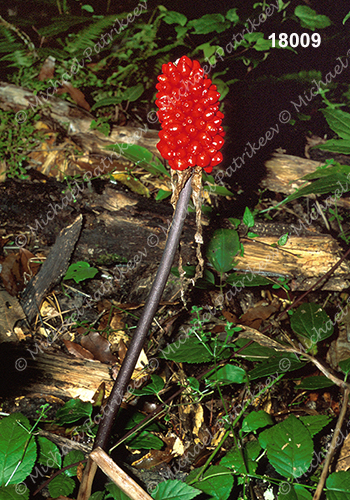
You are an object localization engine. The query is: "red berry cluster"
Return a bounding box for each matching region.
[155,55,225,173]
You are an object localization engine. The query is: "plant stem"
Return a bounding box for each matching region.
[94,174,193,451]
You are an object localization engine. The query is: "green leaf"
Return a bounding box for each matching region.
[0,485,29,500]
[125,430,164,450]
[203,184,234,196]
[297,376,335,390]
[91,96,123,110]
[63,261,98,284]
[55,399,93,425]
[321,108,350,140]
[343,11,350,24]
[278,233,289,246]
[226,273,271,287]
[299,415,332,438]
[105,481,130,499]
[124,411,163,433]
[121,83,144,102]
[152,479,201,500]
[326,471,350,499]
[226,9,239,23]
[249,352,305,380]
[253,37,273,51]
[48,475,75,498]
[82,5,94,13]
[155,189,171,201]
[339,357,350,374]
[316,139,350,154]
[0,413,37,486]
[63,450,85,477]
[89,492,105,500]
[294,6,331,31]
[131,374,165,395]
[37,436,61,468]
[220,440,261,474]
[241,410,273,433]
[159,337,215,363]
[278,483,312,500]
[290,303,334,344]
[190,465,234,500]
[243,207,255,228]
[188,14,230,34]
[163,11,187,26]
[207,229,240,274]
[259,414,313,479]
[105,143,170,178]
[208,364,247,386]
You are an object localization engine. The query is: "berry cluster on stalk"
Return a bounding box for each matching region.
[156,55,225,173]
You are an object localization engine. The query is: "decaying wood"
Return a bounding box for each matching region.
[0,81,159,157]
[262,152,350,209]
[0,342,114,401]
[234,229,350,291]
[20,215,83,322]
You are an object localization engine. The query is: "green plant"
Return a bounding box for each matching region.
[0,109,45,179]
[0,405,85,499]
[63,261,98,283]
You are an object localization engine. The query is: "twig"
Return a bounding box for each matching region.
[313,387,350,500]
[90,447,153,500]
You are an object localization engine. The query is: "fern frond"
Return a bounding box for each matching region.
[64,15,116,55]
[38,16,89,37]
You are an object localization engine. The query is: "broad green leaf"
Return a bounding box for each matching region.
[326,471,350,499]
[301,163,350,181]
[163,11,187,26]
[339,357,350,374]
[105,481,130,499]
[278,233,289,246]
[125,430,163,450]
[299,415,332,438]
[208,364,247,386]
[159,337,215,363]
[0,485,29,500]
[188,14,230,34]
[63,261,98,284]
[122,83,144,102]
[0,413,37,486]
[226,273,271,287]
[278,483,312,499]
[207,229,240,274]
[63,450,85,477]
[152,479,201,500]
[321,109,350,141]
[55,399,93,425]
[48,475,75,498]
[315,139,350,154]
[259,414,313,479]
[124,411,164,432]
[249,352,305,380]
[89,492,105,500]
[290,303,334,343]
[191,465,234,500]
[220,440,261,474]
[297,376,334,390]
[294,6,331,31]
[243,207,255,228]
[105,143,170,178]
[37,436,61,468]
[241,410,273,433]
[131,375,164,395]
[254,37,273,51]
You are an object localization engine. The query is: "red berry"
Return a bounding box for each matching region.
[197,151,210,167]
[212,135,225,150]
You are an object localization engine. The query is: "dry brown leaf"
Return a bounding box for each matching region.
[63,339,94,360]
[59,82,91,111]
[38,56,56,80]
[80,331,117,364]
[0,289,26,341]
